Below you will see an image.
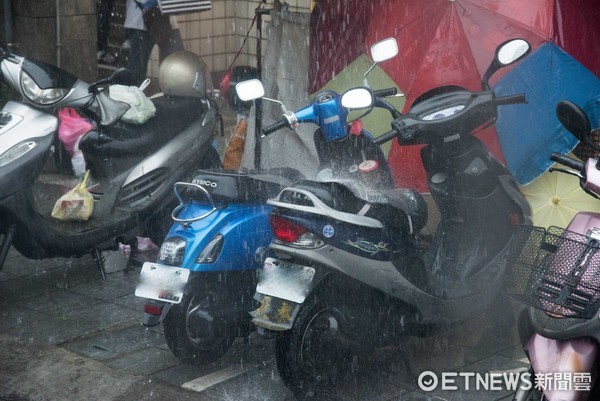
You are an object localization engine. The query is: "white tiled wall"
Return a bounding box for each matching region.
[148,0,311,79]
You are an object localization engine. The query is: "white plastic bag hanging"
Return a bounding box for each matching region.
[109,84,156,124]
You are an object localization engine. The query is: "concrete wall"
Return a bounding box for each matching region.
[9,0,97,83]
[1,0,311,84]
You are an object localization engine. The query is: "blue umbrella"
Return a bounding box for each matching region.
[494,42,600,185]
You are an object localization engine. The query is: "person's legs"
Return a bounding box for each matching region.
[96,0,114,55]
[127,29,153,84]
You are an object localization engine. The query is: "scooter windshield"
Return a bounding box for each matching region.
[21,58,78,90]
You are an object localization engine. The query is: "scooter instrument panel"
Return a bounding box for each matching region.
[421,105,465,121]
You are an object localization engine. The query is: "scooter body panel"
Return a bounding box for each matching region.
[0,102,55,199]
[259,240,509,327]
[567,211,600,236]
[167,202,275,272]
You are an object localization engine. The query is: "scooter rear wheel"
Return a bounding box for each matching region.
[275,297,352,400]
[163,285,236,365]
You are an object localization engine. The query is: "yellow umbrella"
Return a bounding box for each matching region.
[520,155,600,228]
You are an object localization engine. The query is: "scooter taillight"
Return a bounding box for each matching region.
[270,215,308,243]
[269,215,324,248]
[144,303,163,316]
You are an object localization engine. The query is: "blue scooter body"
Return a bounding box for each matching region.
[165,201,273,273]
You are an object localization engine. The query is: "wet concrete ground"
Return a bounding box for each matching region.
[0,248,529,401]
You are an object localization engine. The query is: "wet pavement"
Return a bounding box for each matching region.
[0,248,529,401]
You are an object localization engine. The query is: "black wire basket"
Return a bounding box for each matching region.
[505,225,600,320]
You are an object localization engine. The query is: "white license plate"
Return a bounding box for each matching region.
[135,262,190,304]
[256,257,315,304]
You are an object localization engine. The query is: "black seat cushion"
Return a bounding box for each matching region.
[187,168,303,203]
[80,96,205,158]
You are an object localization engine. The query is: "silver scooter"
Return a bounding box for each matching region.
[0,43,221,276]
[251,38,533,400]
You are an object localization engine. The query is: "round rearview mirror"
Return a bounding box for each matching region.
[341,87,374,109]
[235,79,265,102]
[496,38,530,66]
[371,38,398,63]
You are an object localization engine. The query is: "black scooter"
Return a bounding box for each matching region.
[251,38,533,400]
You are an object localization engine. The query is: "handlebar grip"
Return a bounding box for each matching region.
[373,129,398,145]
[373,88,398,98]
[551,152,585,171]
[262,119,289,136]
[495,93,527,106]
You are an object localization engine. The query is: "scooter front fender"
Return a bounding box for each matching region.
[525,333,598,401]
[250,257,330,331]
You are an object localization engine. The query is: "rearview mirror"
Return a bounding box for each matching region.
[341,87,374,109]
[482,38,530,90]
[556,100,597,151]
[370,38,398,63]
[496,38,531,66]
[235,79,265,102]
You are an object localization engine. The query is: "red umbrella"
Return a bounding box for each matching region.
[362,0,600,191]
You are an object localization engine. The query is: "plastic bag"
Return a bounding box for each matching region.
[109,84,156,124]
[58,108,94,154]
[51,170,94,221]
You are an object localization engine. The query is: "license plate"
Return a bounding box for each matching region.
[135,262,190,304]
[256,257,315,304]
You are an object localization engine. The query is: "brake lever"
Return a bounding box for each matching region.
[549,167,584,180]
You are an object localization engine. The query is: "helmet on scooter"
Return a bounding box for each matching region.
[159,51,212,97]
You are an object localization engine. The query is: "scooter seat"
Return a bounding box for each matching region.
[80,96,205,158]
[190,168,303,203]
[292,181,428,234]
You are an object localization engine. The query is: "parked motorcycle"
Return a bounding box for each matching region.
[0,43,222,277]
[251,38,533,399]
[134,38,404,365]
[508,100,600,401]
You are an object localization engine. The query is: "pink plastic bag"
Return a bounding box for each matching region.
[58,108,93,155]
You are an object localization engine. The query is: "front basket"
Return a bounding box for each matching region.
[506,225,600,320]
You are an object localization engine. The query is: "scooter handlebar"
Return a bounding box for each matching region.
[495,93,527,106]
[551,152,585,172]
[373,88,398,98]
[262,118,289,136]
[373,129,398,145]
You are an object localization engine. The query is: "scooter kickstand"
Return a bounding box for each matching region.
[91,248,107,280]
[0,225,16,272]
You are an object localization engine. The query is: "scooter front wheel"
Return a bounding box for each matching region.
[163,286,236,365]
[275,297,352,400]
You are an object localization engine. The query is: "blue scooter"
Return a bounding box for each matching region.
[135,38,402,364]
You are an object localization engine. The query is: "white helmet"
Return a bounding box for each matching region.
[159,51,212,97]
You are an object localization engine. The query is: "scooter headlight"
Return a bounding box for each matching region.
[158,237,186,266]
[0,140,36,167]
[20,71,69,105]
